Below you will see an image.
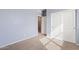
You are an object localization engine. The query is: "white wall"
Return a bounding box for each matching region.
[0,9,41,47]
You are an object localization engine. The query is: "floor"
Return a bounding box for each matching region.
[0,34,79,50]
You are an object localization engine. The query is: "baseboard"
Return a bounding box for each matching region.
[0,35,37,48]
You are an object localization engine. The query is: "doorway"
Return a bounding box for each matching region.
[38,16,47,36]
[38,16,42,33]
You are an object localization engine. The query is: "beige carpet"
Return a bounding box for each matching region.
[0,34,79,50]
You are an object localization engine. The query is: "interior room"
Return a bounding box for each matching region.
[0,9,79,50]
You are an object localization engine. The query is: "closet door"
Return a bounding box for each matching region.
[51,12,63,40]
[63,10,75,43]
[51,10,75,43]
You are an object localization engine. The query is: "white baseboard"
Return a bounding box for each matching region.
[0,35,37,48]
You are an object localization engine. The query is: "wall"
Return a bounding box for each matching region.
[76,10,79,44]
[41,17,47,34]
[0,9,40,47]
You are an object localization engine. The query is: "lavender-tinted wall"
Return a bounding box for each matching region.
[0,9,40,47]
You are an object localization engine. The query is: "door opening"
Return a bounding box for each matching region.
[38,16,47,36]
[38,16,42,33]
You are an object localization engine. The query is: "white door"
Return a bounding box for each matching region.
[51,12,63,40]
[51,10,75,43]
[63,10,75,43]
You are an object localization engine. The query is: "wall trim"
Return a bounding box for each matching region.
[0,35,37,48]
